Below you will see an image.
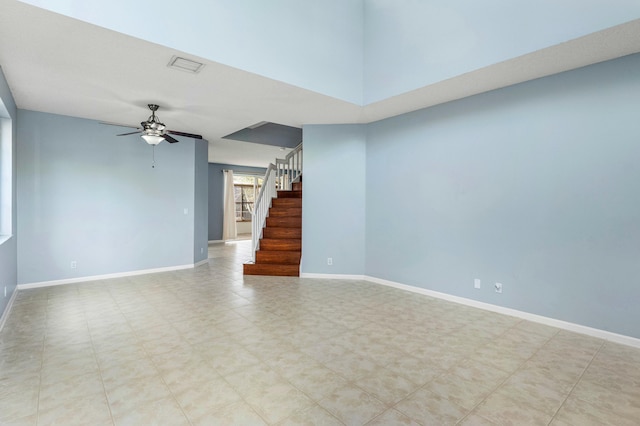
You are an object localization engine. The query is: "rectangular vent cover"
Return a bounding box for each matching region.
[168,56,204,73]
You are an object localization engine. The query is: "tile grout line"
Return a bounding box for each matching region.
[453,324,561,425]
[86,294,117,426]
[35,288,76,426]
[34,300,46,426]
[85,315,116,425]
[450,318,536,423]
[394,329,475,424]
[224,300,373,424]
[126,285,196,426]
[5,241,639,426]
[153,286,272,426]
[144,284,196,426]
[299,292,513,424]
[207,357,286,425]
[545,338,606,425]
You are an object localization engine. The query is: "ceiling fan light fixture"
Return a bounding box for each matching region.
[141,134,165,145]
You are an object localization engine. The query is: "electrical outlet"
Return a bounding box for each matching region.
[327,257,333,266]
[474,278,481,289]
[494,282,503,293]
[70,261,77,269]
[200,247,204,254]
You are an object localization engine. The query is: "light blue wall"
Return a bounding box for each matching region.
[0,66,17,319]
[17,110,203,284]
[193,139,209,263]
[365,54,640,338]
[208,163,266,241]
[363,0,640,103]
[301,124,366,275]
[17,1,640,106]
[19,0,364,105]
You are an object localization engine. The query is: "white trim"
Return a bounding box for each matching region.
[208,240,224,244]
[0,286,18,333]
[194,259,209,268]
[363,275,640,349]
[17,263,197,290]
[300,273,366,280]
[298,273,640,348]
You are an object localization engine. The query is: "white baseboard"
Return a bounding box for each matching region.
[300,273,366,280]
[297,272,640,348]
[194,259,209,268]
[0,286,18,333]
[11,265,640,348]
[363,275,640,349]
[17,263,198,290]
[208,240,224,244]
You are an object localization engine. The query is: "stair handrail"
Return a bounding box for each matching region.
[251,163,277,261]
[251,143,303,262]
[275,143,303,191]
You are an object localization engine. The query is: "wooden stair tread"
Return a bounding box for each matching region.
[263,227,301,239]
[260,238,301,251]
[243,176,303,277]
[243,263,299,277]
[277,190,302,198]
[269,207,302,217]
[256,250,301,265]
[266,216,302,228]
[272,198,302,208]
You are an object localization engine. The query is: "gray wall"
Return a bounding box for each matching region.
[0,66,17,319]
[301,124,366,275]
[207,163,266,241]
[17,110,205,284]
[193,139,209,263]
[302,53,640,339]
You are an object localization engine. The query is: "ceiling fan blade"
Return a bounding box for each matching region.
[166,130,203,139]
[163,134,179,144]
[100,121,139,129]
[117,130,143,136]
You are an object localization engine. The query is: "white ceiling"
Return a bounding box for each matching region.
[1,0,639,167]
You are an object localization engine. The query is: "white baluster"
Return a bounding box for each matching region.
[249,145,302,264]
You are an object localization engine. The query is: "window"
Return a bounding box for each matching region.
[233,175,263,222]
[234,184,254,221]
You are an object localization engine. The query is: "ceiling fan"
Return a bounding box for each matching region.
[107,104,203,145]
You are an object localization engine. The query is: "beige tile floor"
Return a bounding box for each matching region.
[1,240,639,425]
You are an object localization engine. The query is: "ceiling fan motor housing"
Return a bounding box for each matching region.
[142,120,165,134]
[107,103,202,144]
[142,104,166,136]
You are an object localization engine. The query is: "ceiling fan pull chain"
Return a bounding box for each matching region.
[152,145,156,168]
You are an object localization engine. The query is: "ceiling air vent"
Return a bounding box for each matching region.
[167,56,204,74]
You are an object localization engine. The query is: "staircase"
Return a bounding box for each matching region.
[243,180,302,276]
